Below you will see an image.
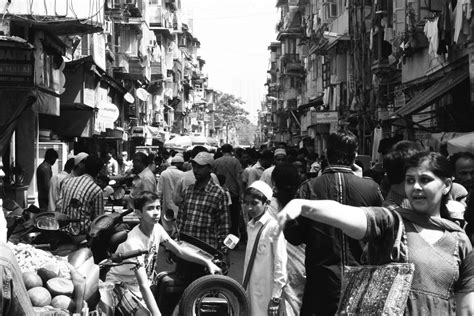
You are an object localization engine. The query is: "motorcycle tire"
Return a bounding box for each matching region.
[179,274,250,316]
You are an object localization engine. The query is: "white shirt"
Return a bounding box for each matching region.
[48,170,70,212]
[157,166,184,231]
[243,211,287,316]
[242,161,265,188]
[106,223,170,297]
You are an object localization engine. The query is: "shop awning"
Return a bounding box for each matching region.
[40,103,96,138]
[390,67,468,118]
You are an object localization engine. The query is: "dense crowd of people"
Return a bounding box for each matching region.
[2,129,474,315]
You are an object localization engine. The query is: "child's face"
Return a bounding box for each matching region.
[243,195,266,219]
[139,200,161,225]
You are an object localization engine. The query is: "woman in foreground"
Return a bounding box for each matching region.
[278,152,474,315]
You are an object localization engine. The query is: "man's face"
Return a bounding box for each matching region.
[192,162,211,182]
[274,154,286,166]
[122,152,128,160]
[260,158,272,169]
[454,158,474,190]
[133,157,145,173]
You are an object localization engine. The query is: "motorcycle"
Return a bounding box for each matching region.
[153,209,250,316]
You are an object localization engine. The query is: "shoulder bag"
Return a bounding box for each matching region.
[335,173,415,316]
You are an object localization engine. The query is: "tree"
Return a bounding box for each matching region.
[214,92,254,144]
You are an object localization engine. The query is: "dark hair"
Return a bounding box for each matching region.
[133,152,149,166]
[384,140,424,185]
[183,150,192,162]
[191,146,208,158]
[64,158,75,172]
[261,149,274,161]
[272,162,299,207]
[221,144,233,154]
[84,155,105,177]
[244,187,268,203]
[326,130,358,166]
[134,191,159,211]
[45,148,59,161]
[450,152,474,171]
[404,151,453,218]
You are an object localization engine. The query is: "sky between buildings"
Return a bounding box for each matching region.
[181,0,278,124]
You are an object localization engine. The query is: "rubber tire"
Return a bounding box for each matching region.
[179,275,250,316]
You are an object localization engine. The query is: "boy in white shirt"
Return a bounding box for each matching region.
[242,181,287,316]
[106,191,221,315]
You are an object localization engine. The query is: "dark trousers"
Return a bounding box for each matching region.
[229,195,241,237]
[301,267,341,316]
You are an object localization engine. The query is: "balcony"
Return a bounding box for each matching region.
[281,54,305,75]
[150,61,163,81]
[113,57,146,80]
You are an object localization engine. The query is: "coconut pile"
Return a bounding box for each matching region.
[9,242,77,313]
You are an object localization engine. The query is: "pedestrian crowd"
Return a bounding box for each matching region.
[3,129,474,315]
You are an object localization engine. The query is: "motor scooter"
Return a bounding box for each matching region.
[153,209,250,316]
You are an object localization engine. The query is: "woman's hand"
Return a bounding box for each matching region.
[207,260,222,275]
[277,199,305,228]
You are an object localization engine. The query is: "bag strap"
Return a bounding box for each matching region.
[336,172,348,268]
[390,209,408,262]
[242,219,269,290]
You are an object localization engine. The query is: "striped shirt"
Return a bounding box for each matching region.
[177,179,230,252]
[58,174,104,234]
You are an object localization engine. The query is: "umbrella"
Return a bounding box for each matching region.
[447,132,474,154]
[164,135,192,150]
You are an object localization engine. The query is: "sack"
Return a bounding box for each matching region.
[336,211,414,316]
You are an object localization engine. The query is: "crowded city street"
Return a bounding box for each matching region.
[2,0,474,316]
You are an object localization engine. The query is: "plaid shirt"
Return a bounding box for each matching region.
[58,174,104,234]
[178,179,230,251]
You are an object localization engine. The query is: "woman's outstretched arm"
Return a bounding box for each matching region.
[277,199,368,240]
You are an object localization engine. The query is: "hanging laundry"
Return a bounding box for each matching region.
[437,3,452,55]
[424,17,439,56]
[453,0,472,43]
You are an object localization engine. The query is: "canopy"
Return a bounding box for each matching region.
[164,135,192,150]
[447,132,474,154]
[191,135,208,146]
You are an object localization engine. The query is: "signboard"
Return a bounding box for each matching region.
[311,111,339,125]
[0,45,34,87]
[97,101,120,131]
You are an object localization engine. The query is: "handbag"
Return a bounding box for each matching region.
[335,173,415,316]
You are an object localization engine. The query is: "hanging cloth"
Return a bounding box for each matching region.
[424,17,440,56]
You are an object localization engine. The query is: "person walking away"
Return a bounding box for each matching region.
[260,148,287,187]
[284,130,383,315]
[48,157,75,212]
[69,152,88,178]
[278,151,474,315]
[129,152,157,208]
[177,152,231,255]
[57,155,105,235]
[36,148,58,210]
[269,163,306,316]
[213,144,243,237]
[106,191,221,316]
[242,180,287,316]
[157,155,184,234]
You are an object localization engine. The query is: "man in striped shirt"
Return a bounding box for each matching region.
[58,155,105,235]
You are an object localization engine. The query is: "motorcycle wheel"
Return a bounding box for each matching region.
[179,275,250,316]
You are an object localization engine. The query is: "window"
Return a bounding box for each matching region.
[323,0,338,19]
[311,56,318,81]
[119,26,138,56]
[285,38,297,55]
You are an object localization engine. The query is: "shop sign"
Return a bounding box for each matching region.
[0,46,34,87]
[97,101,120,126]
[311,111,338,125]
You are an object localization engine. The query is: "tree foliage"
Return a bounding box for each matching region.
[214,93,250,127]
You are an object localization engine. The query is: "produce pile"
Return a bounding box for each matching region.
[10,242,70,278]
[8,242,77,314]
